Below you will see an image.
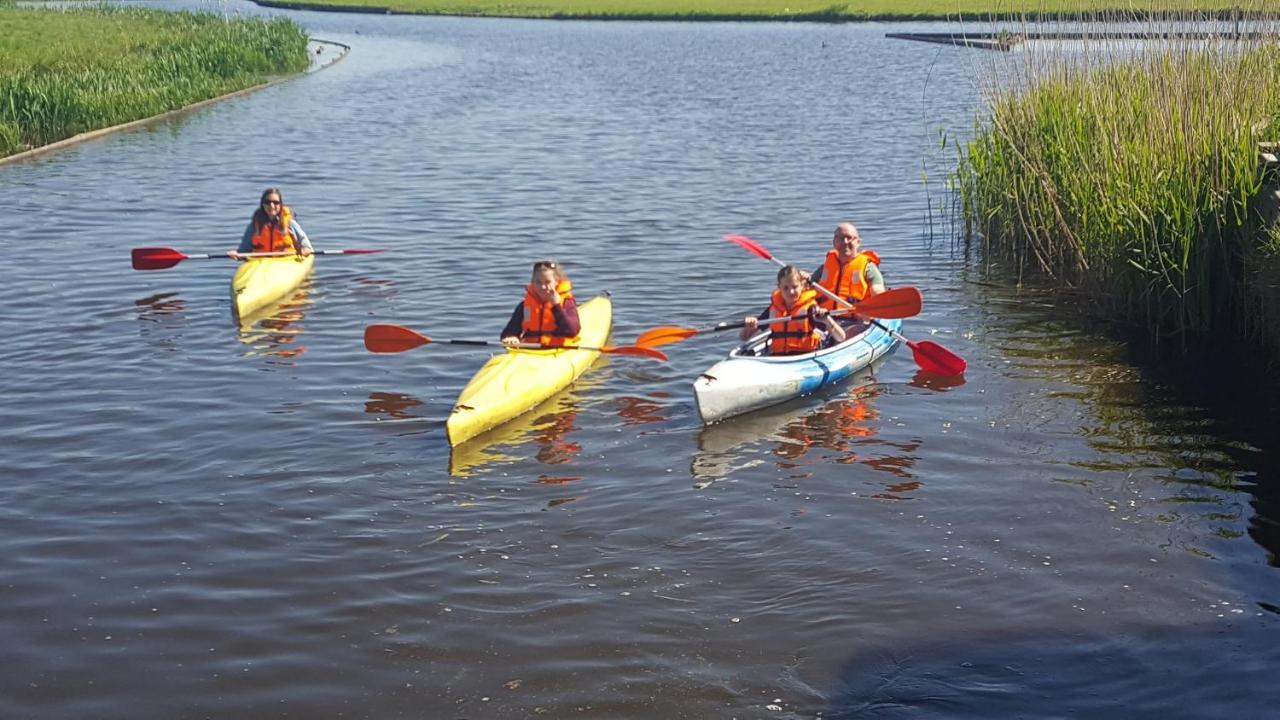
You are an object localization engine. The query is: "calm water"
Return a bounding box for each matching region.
[2,5,1277,718]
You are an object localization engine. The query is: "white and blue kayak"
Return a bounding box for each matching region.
[693,318,902,424]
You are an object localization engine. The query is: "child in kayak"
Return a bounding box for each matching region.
[501,260,582,348]
[227,187,313,259]
[739,265,846,355]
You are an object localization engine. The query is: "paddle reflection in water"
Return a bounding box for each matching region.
[237,287,310,364]
[448,367,609,478]
[134,291,189,352]
[909,368,967,392]
[613,391,672,426]
[364,391,426,420]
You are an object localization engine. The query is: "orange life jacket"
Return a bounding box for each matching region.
[817,249,880,309]
[249,205,297,254]
[521,280,577,347]
[768,288,822,355]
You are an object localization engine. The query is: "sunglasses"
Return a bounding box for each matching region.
[532,260,558,270]
[262,199,282,206]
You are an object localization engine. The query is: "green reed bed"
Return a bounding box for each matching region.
[0,5,309,158]
[956,30,1280,348]
[253,0,1249,21]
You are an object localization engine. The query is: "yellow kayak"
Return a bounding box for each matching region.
[230,254,314,323]
[446,294,612,447]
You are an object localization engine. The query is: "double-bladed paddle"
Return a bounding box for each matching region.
[131,246,385,271]
[364,324,668,361]
[723,234,967,376]
[634,286,923,348]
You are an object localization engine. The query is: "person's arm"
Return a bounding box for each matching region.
[864,263,885,295]
[551,297,581,338]
[809,305,846,343]
[740,306,771,341]
[500,302,524,343]
[230,221,254,257]
[289,219,313,253]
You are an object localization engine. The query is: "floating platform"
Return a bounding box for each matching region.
[886,31,1276,51]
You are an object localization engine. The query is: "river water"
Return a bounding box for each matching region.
[2,4,1277,718]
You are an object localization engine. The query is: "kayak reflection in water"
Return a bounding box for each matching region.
[500,259,581,348]
[739,265,846,355]
[237,290,309,363]
[227,187,313,260]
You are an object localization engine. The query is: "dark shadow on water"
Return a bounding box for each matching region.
[971,277,1280,570]
[825,627,1280,719]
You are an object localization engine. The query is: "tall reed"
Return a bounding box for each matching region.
[956,11,1280,348]
[0,6,309,158]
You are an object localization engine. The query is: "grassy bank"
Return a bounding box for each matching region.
[955,30,1280,353]
[0,5,309,158]
[253,0,1255,21]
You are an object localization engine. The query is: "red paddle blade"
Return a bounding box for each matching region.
[724,234,774,261]
[131,247,189,270]
[851,287,923,320]
[634,326,698,348]
[909,339,967,376]
[602,345,669,361]
[364,324,432,353]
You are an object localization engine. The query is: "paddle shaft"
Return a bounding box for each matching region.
[449,339,619,353]
[363,323,667,360]
[132,246,384,270]
[716,306,866,333]
[234,250,362,258]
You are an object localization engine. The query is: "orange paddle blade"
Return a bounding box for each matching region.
[600,345,669,361]
[634,326,698,348]
[850,287,922,319]
[365,324,432,353]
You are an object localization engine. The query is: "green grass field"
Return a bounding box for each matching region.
[256,0,1254,20]
[0,5,309,158]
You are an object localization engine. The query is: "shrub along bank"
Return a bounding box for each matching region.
[0,5,309,158]
[955,39,1280,364]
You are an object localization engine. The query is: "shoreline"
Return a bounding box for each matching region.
[251,1,1280,22]
[0,38,351,168]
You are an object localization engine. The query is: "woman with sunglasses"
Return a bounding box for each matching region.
[500,260,581,348]
[227,187,313,259]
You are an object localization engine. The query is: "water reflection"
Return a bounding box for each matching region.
[535,474,586,509]
[908,369,967,391]
[613,392,671,426]
[237,289,310,364]
[692,365,921,495]
[134,292,188,351]
[364,391,426,420]
[448,377,605,477]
